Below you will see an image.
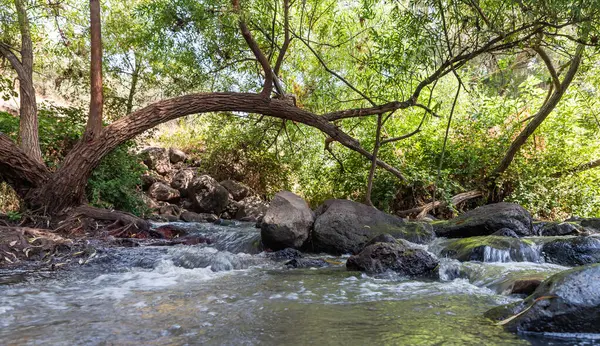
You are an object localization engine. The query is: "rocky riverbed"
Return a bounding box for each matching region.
[2,151,600,344]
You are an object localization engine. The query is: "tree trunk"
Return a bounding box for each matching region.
[16,93,403,214]
[492,44,584,178]
[85,0,104,141]
[14,0,42,163]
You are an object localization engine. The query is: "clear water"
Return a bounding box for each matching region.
[0,222,598,345]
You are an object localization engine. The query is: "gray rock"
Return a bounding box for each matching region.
[267,248,303,261]
[261,191,314,251]
[311,199,435,255]
[491,228,519,238]
[285,258,329,268]
[433,202,533,238]
[147,182,180,202]
[168,148,187,164]
[538,222,580,236]
[580,218,600,232]
[485,263,600,333]
[365,233,398,247]
[180,211,218,223]
[235,195,268,221]
[140,147,171,175]
[220,180,253,201]
[438,236,539,262]
[346,240,439,276]
[141,172,167,191]
[140,194,159,210]
[158,204,181,217]
[187,175,229,214]
[542,236,600,266]
[170,169,196,195]
[222,200,241,219]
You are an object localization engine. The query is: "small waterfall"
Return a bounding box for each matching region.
[482,247,512,262]
[431,236,544,263]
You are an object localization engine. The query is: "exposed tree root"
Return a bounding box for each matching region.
[55,205,150,238]
[396,190,483,219]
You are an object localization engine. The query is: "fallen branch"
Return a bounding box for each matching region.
[396,190,483,218]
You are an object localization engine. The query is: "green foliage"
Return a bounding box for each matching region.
[87,144,150,216]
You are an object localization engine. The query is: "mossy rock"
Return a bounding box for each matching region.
[485,263,600,333]
[311,199,435,255]
[433,202,533,238]
[438,236,539,262]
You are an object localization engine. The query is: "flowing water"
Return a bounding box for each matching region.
[0,222,598,345]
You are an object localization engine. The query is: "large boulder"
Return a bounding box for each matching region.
[147,182,180,202]
[187,175,230,214]
[170,168,196,195]
[260,191,314,251]
[542,236,600,266]
[141,172,167,191]
[433,202,533,238]
[311,199,435,255]
[436,236,540,262]
[168,148,187,163]
[140,147,171,175]
[580,218,600,233]
[235,195,268,221]
[485,263,600,333]
[536,222,580,236]
[180,211,218,223]
[346,240,439,277]
[220,180,253,201]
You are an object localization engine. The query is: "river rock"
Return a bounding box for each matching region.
[158,203,181,217]
[140,193,159,210]
[187,175,229,214]
[168,148,187,163]
[580,218,600,232]
[433,202,533,238]
[537,222,580,236]
[542,236,600,266]
[220,180,253,201]
[267,248,303,261]
[485,263,600,333]
[140,147,171,175]
[147,182,180,202]
[180,211,218,223]
[437,236,539,262]
[141,172,167,191]
[311,199,435,255]
[491,228,519,238]
[170,168,196,195]
[346,240,439,276]
[235,195,268,221]
[286,258,329,268]
[260,191,314,251]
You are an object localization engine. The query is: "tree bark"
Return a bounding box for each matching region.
[0,133,49,199]
[13,0,43,163]
[492,44,584,178]
[85,0,104,141]
[21,92,404,214]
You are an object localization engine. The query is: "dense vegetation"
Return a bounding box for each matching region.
[1,0,599,219]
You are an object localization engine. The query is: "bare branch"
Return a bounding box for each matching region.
[533,46,561,90]
[232,0,274,97]
[273,0,290,76]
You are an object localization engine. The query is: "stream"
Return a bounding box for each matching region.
[1,221,598,345]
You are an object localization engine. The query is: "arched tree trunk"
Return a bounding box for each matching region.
[13,93,403,215]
